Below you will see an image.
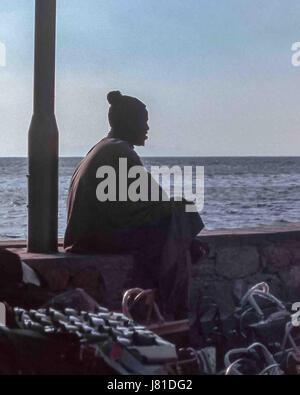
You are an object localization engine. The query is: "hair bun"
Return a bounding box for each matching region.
[107,91,122,105]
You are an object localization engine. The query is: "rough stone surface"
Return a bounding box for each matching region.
[211,280,236,320]
[279,266,300,302]
[262,245,292,268]
[286,241,300,265]
[232,279,249,303]
[70,270,104,304]
[215,246,260,279]
[8,228,300,326]
[36,264,70,292]
[190,230,300,340]
[20,252,135,310]
[193,259,216,277]
[289,266,300,298]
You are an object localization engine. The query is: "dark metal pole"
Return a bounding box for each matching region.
[28,0,58,253]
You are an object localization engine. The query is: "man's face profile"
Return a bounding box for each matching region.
[134,110,149,147]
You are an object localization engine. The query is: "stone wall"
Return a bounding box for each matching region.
[11,247,135,311]
[10,224,300,318]
[190,225,300,328]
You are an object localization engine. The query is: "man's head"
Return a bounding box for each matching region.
[107,91,149,146]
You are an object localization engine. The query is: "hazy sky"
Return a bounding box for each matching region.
[1,0,300,156]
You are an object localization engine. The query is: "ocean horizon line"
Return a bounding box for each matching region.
[0,155,299,159]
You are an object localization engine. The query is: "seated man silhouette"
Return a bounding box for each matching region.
[64,91,204,320]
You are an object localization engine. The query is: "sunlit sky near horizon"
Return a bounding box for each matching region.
[1,0,300,157]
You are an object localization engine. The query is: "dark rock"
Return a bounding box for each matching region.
[37,265,70,292]
[262,245,292,269]
[70,270,105,304]
[288,266,300,299]
[213,280,236,321]
[279,266,300,302]
[233,279,249,303]
[278,268,291,285]
[193,259,216,277]
[285,240,300,266]
[216,246,260,279]
[258,244,278,273]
